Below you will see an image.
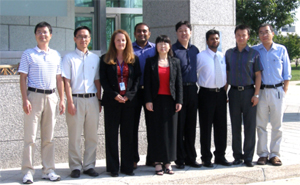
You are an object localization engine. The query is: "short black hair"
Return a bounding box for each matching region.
[34,22,52,34]
[175,21,192,32]
[74,26,91,37]
[234,25,250,35]
[258,23,274,32]
[134,22,150,32]
[155,35,173,57]
[206,29,220,41]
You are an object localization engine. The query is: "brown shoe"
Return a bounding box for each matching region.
[269,156,282,166]
[257,157,268,165]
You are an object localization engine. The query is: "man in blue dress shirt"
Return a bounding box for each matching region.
[253,24,291,166]
[172,21,201,169]
[132,23,156,168]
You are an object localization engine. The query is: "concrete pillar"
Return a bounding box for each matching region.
[143,0,236,53]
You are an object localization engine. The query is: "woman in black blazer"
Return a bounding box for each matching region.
[100,29,141,177]
[144,35,183,175]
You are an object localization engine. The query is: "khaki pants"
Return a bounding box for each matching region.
[256,87,285,159]
[66,96,99,171]
[22,91,58,175]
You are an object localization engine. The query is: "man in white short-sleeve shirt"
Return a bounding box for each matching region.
[18,21,65,184]
[62,26,101,178]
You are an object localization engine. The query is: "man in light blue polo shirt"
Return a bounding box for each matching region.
[132,23,156,168]
[253,24,291,166]
[19,22,65,184]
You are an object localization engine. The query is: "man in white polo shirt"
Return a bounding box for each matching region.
[62,26,101,178]
[19,22,65,184]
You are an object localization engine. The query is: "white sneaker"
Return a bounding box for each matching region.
[23,173,33,184]
[42,171,61,181]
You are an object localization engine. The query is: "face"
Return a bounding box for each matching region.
[258,26,274,45]
[114,33,127,51]
[176,25,192,44]
[207,34,220,50]
[134,24,151,43]
[74,29,91,51]
[235,29,249,46]
[156,42,170,55]
[35,27,52,44]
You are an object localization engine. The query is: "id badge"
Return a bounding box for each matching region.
[119,82,125,91]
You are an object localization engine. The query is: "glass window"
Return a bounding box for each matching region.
[106,18,116,48]
[75,16,93,50]
[106,0,142,8]
[121,14,143,41]
[75,0,94,7]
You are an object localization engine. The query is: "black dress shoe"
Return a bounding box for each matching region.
[70,169,80,178]
[83,168,99,177]
[244,161,254,167]
[186,161,202,168]
[202,161,213,168]
[232,159,243,165]
[215,159,232,166]
[110,172,119,177]
[121,171,135,176]
[175,164,185,169]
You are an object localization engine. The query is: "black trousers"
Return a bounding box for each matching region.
[133,88,152,163]
[175,85,198,165]
[228,88,256,162]
[104,103,135,174]
[198,87,227,162]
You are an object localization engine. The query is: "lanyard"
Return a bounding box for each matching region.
[117,60,124,81]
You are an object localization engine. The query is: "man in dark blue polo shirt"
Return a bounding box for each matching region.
[225,25,263,167]
[132,23,156,169]
[172,21,201,169]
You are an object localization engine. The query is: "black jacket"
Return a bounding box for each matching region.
[100,54,141,107]
[144,55,183,104]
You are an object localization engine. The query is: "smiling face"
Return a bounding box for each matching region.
[156,41,170,55]
[74,29,91,51]
[207,34,220,51]
[134,24,151,44]
[176,25,191,46]
[114,33,127,52]
[35,26,52,45]
[235,29,249,46]
[258,25,274,45]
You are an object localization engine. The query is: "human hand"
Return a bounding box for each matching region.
[146,102,153,111]
[67,102,76,115]
[23,99,32,115]
[175,103,182,112]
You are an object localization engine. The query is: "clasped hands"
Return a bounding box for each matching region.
[146,102,182,112]
[115,94,128,103]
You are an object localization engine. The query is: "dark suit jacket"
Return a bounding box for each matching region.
[100,54,141,107]
[144,55,183,104]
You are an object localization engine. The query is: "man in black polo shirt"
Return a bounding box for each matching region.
[172,20,201,169]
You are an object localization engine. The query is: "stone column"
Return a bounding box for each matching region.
[143,0,236,53]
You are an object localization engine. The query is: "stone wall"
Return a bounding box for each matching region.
[143,0,236,54]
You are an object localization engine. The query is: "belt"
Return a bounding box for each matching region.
[28,87,55,94]
[183,82,196,86]
[72,93,95,98]
[231,85,254,91]
[261,83,283,89]
[200,86,224,92]
[139,86,144,89]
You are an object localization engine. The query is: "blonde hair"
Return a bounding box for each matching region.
[104,29,135,65]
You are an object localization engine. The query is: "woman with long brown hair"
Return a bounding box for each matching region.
[100,29,141,177]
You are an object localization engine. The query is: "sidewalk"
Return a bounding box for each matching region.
[1,82,299,184]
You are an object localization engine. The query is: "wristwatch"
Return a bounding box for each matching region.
[254,94,259,98]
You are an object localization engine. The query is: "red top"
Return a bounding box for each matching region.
[117,62,129,95]
[158,66,171,95]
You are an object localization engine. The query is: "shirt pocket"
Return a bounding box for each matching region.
[272,56,283,69]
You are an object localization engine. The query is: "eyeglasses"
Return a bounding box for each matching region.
[36,31,49,35]
[76,36,91,40]
[259,31,272,36]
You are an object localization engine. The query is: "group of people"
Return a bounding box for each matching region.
[19,20,291,184]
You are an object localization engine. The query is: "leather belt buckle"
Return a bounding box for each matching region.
[215,88,220,92]
[238,86,244,91]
